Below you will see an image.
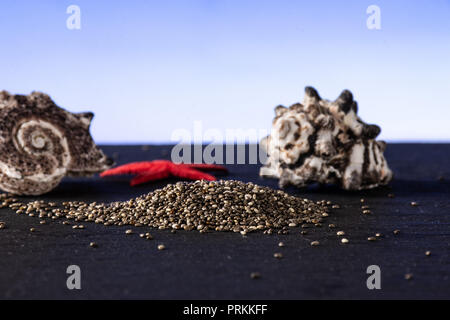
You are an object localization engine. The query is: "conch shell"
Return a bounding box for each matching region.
[260,87,393,190]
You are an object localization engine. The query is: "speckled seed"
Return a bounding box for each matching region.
[405,273,413,280]
[425,251,431,256]
[368,237,377,241]
[39,220,46,225]
[78,225,85,229]
[72,225,78,229]
[393,229,400,235]
[375,233,382,237]
[337,231,345,236]
[341,238,349,244]
[278,242,285,247]
[125,229,133,235]
[30,228,35,232]
[300,230,308,235]
[331,205,340,209]
[89,242,98,248]
[157,244,165,250]
[273,252,283,259]
[362,210,371,214]
[0,222,6,229]
[410,202,418,207]
[288,223,297,227]
[310,241,320,246]
[250,272,261,279]
[328,224,335,228]
[139,233,145,238]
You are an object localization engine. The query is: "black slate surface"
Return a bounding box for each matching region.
[0,144,449,299]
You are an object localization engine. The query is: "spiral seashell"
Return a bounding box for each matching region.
[0,91,113,195]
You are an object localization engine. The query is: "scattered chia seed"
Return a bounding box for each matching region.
[157,244,166,250]
[411,202,418,207]
[278,242,285,247]
[310,241,320,246]
[145,233,153,240]
[273,252,283,259]
[250,272,261,279]
[425,251,431,256]
[393,229,400,235]
[0,222,6,229]
[405,273,413,280]
[341,238,349,244]
[89,242,98,248]
[367,237,377,241]
[337,231,345,236]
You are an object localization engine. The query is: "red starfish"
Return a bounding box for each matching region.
[100,160,228,186]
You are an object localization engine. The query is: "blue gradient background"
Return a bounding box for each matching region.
[0,0,449,143]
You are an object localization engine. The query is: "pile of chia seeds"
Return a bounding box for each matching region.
[1,180,331,234]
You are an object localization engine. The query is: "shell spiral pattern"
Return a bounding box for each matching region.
[0,91,112,195]
[260,87,393,190]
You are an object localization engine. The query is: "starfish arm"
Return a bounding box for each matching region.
[183,164,228,172]
[130,170,170,186]
[100,161,161,177]
[170,166,217,181]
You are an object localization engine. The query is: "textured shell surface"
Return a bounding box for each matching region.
[260,87,393,190]
[0,91,112,195]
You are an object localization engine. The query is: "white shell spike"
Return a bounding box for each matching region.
[0,91,113,195]
[260,87,393,190]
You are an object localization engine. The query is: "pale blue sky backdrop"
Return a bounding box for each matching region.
[0,0,449,143]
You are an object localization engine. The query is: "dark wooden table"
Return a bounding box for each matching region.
[0,144,449,299]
